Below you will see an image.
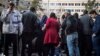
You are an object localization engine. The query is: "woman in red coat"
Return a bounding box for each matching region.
[43,12,60,56]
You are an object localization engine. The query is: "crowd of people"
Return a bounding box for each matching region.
[0,2,100,56]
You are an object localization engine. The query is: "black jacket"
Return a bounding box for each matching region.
[22,11,37,33]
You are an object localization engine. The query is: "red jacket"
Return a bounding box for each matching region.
[44,17,60,45]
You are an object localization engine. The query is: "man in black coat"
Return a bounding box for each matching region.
[21,7,37,56]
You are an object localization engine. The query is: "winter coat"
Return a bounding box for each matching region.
[44,17,60,45]
[22,11,37,33]
[1,9,23,34]
[80,14,93,35]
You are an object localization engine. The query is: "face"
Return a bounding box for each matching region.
[64,13,68,17]
[8,4,14,10]
[90,13,96,18]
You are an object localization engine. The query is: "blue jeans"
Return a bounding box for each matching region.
[55,47,61,56]
[92,35,100,56]
[66,32,80,56]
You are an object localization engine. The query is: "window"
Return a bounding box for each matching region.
[68,3,74,6]
[56,3,61,6]
[62,3,67,6]
[75,3,80,6]
[75,9,80,12]
[71,9,74,12]
[66,9,74,12]
[82,3,85,6]
[50,9,54,11]
[62,9,66,12]
[56,9,61,12]
[50,3,55,6]
[81,9,84,12]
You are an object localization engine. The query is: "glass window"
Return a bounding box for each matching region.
[56,3,61,6]
[50,3,55,6]
[66,9,73,12]
[56,9,61,12]
[75,9,80,12]
[71,9,74,12]
[81,9,84,12]
[50,9,54,11]
[75,3,80,6]
[62,9,66,12]
[68,3,74,6]
[62,3,67,6]
[82,3,85,6]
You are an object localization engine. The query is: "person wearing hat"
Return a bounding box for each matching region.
[0,2,23,56]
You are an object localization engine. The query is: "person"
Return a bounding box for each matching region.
[43,12,60,56]
[80,10,94,56]
[0,12,3,56]
[73,13,84,56]
[0,2,23,56]
[21,7,37,56]
[61,11,71,56]
[65,14,80,56]
[89,10,100,56]
[34,18,43,56]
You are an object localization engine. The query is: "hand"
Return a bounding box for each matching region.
[8,9,12,14]
[92,33,96,38]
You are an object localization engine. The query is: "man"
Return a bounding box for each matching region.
[89,10,100,56]
[65,15,80,56]
[80,10,93,56]
[0,2,23,56]
[61,11,71,56]
[21,7,37,56]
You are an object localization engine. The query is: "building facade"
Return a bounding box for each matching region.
[41,0,100,16]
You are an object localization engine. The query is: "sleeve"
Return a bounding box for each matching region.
[17,11,23,35]
[93,16,100,34]
[0,10,8,22]
[66,19,71,30]
[61,19,67,30]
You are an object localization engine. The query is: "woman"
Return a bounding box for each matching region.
[43,12,60,56]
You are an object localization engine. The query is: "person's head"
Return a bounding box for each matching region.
[50,12,57,19]
[62,14,65,19]
[64,10,71,17]
[8,2,15,10]
[30,7,36,12]
[83,10,88,15]
[73,13,79,19]
[89,10,98,18]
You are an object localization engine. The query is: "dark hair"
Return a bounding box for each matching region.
[50,12,57,18]
[83,10,88,14]
[89,10,97,15]
[62,15,65,19]
[9,2,15,7]
[30,7,36,12]
[73,13,79,19]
